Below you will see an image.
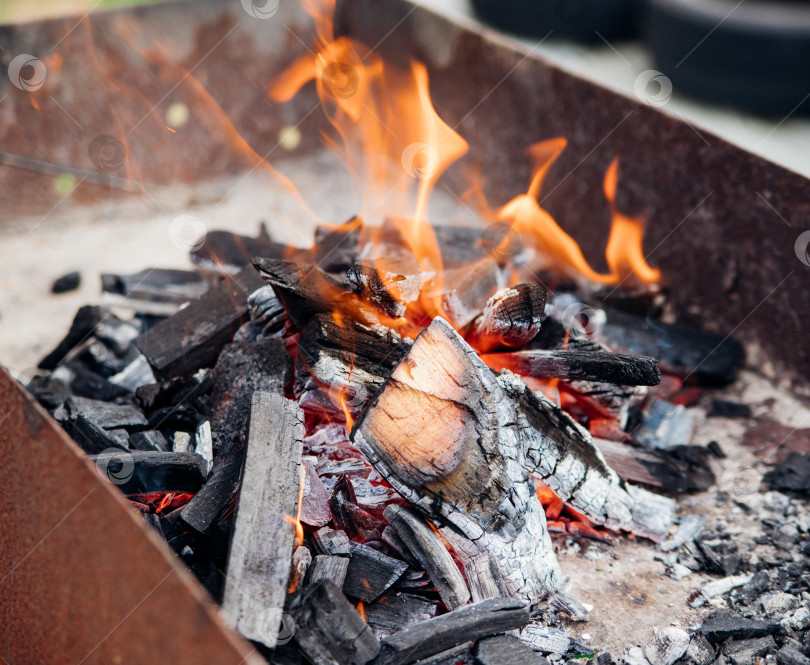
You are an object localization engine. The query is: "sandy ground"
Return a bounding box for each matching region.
[3,155,810,657]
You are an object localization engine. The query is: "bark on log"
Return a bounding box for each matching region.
[221,392,304,649]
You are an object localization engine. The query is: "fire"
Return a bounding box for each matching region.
[498,139,660,287]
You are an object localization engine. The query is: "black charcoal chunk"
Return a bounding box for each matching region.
[708,400,752,419]
[763,452,810,492]
[51,271,81,294]
[413,643,473,665]
[88,450,207,494]
[65,396,147,430]
[677,632,715,665]
[363,593,438,639]
[707,441,727,459]
[39,305,104,370]
[129,430,170,452]
[180,452,244,534]
[343,542,408,602]
[699,615,780,643]
[101,268,207,306]
[67,413,130,454]
[475,634,550,665]
[776,645,810,665]
[288,580,381,665]
[723,636,776,665]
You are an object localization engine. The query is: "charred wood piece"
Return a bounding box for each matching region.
[289,580,381,665]
[481,350,661,386]
[346,258,423,319]
[39,305,104,370]
[101,268,208,315]
[329,475,386,541]
[253,257,373,329]
[87,450,206,494]
[343,542,408,602]
[463,553,508,603]
[128,430,170,452]
[313,526,352,556]
[413,643,474,665]
[301,462,333,527]
[383,503,470,609]
[363,593,438,640]
[191,225,289,273]
[180,452,243,534]
[375,597,530,665]
[313,216,364,273]
[474,634,550,665]
[601,308,744,386]
[221,392,304,649]
[466,284,546,353]
[296,314,409,421]
[136,266,265,380]
[308,554,350,588]
[433,258,506,329]
[247,285,287,338]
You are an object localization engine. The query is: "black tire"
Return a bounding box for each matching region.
[645,0,810,116]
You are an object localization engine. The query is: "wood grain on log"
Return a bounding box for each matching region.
[221,392,304,649]
[308,554,350,588]
[384,503,471,609]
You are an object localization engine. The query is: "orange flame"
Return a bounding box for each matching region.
[498,139,660,287]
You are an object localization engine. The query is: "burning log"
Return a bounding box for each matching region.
[353,317,674,604]
[480,349,661,386]
[343,542,409,602]
[221,391,304,649]
[289,580,381,665]
[353,316,564,603]
[383,503,471,610]
[136,266,266,380]
[375,597,530,665]
[253,257,374,329]
[466,284,546,353]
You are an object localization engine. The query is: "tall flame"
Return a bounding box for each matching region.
[498,138,659,286]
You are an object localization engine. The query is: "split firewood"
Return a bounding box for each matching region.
[384,503,470,610]
[353,317,564,603]
[353,317,674,605]
[288,580,381,665]
[375,597,530,665]
[463,552,508,603]
[466,284,546,353]
[221,392,304,649]
[308,554,350,588]
[481,349,661,386]
[500,373,674,541]
[343,541,409,602]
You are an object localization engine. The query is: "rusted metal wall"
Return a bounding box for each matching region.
[0,364,265,664]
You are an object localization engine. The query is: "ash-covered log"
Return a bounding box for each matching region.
[375,597,530,665]
[481,349,661,386]
[353,318,673,604]
[466,284,546,353]
[289,580,381,665]
[384,503,470,610]
[308,554,350,588]
[136,266,265,380]
[353,317,563,603]
[221,391,304,649]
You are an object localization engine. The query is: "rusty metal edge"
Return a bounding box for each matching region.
[0,364,266,665]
